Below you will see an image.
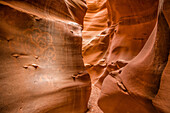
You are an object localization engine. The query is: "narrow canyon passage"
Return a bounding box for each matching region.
[83,0,170,113]
[0,0,170,113]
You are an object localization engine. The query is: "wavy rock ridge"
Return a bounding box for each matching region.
[83,0,170,113]
[0,0,170,113]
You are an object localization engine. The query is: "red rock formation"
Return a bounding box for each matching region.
[82,0,108,82]
[0,0,91,113]
[153,0,170,112]
[83,0,108,40]
[98,11,170,113]
[0,0,170,113]
[83,0,170,113]
[83,0,159,83]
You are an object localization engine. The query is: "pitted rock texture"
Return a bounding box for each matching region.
[0,0,91,113]
[1,0,170,113]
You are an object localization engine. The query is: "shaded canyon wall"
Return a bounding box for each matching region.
[0,0,91,113]
[83,0,170,113]
[0,0,170,113]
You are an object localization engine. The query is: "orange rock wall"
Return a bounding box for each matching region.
[0,0,91,113]
[0,0,170,113]
[83,0,170,113]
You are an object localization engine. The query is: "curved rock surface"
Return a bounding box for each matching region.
[98,11,170,113]
[1,0,170,113]
[0,0,91,113]
[83,0,170,113]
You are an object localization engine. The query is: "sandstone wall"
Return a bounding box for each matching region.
[0,0,91,113]
[83,0,170,112]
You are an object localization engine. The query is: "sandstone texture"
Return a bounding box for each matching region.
[0,0,91,113]
[0,0,170,113]
[83,0,170,113]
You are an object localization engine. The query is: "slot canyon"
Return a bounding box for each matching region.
[0,0,170,113]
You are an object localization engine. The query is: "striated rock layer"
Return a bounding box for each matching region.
[98,11,170,113]
[83,0,170,113]
[83,0,159,83]
[1,0,170,113]
[0,0,91,113]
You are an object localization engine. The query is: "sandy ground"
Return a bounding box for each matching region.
[87,85,103,113]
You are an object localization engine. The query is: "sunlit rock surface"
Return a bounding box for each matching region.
[83,0,170,113]
[0,0,170,113]
[0,0,91,113]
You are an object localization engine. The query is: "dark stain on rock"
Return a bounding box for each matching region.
[7,39,13,42]
[133,37,145,40]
